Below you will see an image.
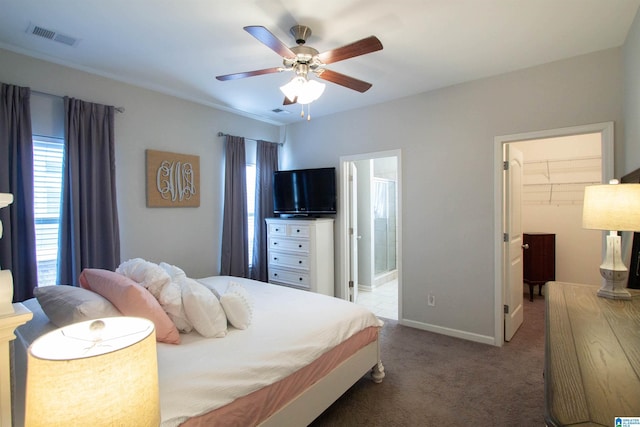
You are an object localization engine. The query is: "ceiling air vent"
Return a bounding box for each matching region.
[26,23,79,47]
[271,108,290,114]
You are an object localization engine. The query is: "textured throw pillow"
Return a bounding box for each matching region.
[118,259,191,333]
[116,258,171,299]
[159,262,187,282]
[157,262,193,332]
[220,282,254,330]
[79,268,181,344]
[34,285,122,327]
[181,278,227,338]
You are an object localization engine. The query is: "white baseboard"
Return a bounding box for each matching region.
[399,318,497,346]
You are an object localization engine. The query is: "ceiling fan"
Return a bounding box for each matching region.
[216,25,383,105]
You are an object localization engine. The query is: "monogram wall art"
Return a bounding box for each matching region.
[146,149,200,207]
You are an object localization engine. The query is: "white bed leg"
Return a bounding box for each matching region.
[371,360,385,383]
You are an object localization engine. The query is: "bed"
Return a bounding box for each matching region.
[11,274,385,426]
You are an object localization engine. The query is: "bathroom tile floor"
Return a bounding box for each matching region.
[355,279,398,320]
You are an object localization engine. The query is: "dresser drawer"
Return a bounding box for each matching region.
[268,267,310,289]
[269,237,310,253]
[269,252,309,270]
[286,224,310,238]
[268,223,287,236]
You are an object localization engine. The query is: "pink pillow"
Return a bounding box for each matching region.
[79,268,180,344]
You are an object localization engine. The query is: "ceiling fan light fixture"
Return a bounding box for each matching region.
[281,77,326,105]
[280,76,305,102]
[296,79,325,104]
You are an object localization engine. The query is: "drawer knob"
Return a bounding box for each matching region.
[296,229,300,233]
[274,257,278,261]
[298,244,302,248]
[299,277,303,281]
[298,260,302,264]
[273,242,278,245]
[274,273,278,277]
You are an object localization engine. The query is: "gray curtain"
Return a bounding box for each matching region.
[0,83,38,301]
[250,140,278,281]
[58,97,120,285]
[220,135,249,277]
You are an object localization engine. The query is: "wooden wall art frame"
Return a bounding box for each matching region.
[146,149,200,207]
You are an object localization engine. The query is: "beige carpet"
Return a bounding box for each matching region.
[310,292,545,426]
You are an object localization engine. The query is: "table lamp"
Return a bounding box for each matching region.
[25,316,160,426]
[582,180,640,299]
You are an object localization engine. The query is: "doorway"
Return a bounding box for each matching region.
[339,150,402,321]
[493,122,614,345]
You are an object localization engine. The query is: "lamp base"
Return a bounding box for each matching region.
[0,270,14,316]
[597,267,631,300]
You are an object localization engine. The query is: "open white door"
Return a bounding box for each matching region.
[504,144,524,341]
[348,162,359,302]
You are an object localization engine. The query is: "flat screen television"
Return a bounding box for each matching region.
[273,167,336,215]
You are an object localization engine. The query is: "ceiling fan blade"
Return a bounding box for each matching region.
[216,67,282,81]
[318,69,373,93]
[283,96,297,105]
[244,26,296,59]
[317,36,383,65]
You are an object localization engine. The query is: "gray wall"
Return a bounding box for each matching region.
[281,47,624,342]
[0,48,279,279]
[624,7,640,175]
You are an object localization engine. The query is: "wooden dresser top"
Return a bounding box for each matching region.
[545,281,640,426]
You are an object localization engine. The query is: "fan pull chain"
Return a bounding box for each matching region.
[298,104,313,121]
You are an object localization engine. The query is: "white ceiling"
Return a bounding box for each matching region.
[1,0,639,125]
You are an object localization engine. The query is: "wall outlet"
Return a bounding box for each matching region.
[428,294,435,306]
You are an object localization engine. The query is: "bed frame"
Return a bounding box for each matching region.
[261,338,385,426]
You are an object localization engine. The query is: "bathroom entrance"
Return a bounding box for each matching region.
[349,154,399,320]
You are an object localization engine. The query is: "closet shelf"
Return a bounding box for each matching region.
[521,155,601,205]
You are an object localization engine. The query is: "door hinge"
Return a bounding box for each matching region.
[349,280,354,288]
[504,304,509,314]
[503,161,509,170]
[503,233,509,242]
[349,227,354,235]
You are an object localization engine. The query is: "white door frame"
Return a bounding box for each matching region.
[339,150,402,315]
[493,122,614,346]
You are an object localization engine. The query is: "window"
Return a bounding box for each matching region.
[246,164,256,266]
[33,136,64,286]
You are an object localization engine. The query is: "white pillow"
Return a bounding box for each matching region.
[181,278,227,338]
[116,258,170,298]
[160,262,187,282]
[34,285,122,327]
[118,259,192,332]
[220,282,253,330]
[197,279,221,299]
[159,280,192,333]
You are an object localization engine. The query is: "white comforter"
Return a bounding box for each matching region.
[157,276,382,427]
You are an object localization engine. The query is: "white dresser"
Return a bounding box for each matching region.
[265,218,334,296]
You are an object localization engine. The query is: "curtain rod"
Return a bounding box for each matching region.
[217,132,282,146]
[31,89,125,113]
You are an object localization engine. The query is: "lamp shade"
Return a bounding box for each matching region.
[280,76,326,104]
[582,183,640,231]
[280,76,305,102]
[25,317,159,427]
[296,79,326,104]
